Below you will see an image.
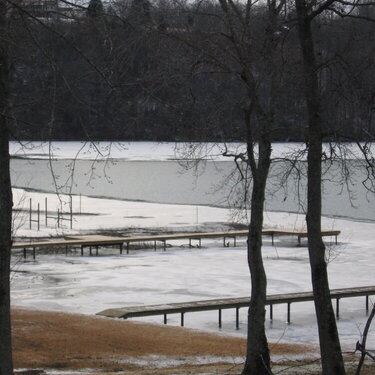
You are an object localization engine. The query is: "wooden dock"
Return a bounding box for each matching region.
[12,229,341,259]
[97,286,375,328]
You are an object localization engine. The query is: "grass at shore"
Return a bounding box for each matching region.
[12,308,312,374]
[12,308,375,374]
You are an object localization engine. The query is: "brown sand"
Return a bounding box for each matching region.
[12,308,316,374]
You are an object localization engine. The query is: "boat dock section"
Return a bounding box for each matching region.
[12,229,341,259]
[97,286,375,328]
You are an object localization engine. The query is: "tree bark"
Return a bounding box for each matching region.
[0,1,14,373]
[295,0,345,373]
[242,139,272,375]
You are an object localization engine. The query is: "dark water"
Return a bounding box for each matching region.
[10,157,375,221]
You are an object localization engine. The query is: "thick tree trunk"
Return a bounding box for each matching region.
[242,140,272,375]
[295,0,345,373]
[307,134,345,375]
[0,2,14,374]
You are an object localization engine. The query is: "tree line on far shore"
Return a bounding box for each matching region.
[9,0,375,143]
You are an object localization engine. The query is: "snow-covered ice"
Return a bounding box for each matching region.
[10,188,375,351]
[9,140,373,161]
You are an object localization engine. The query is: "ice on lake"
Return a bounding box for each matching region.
[9,141,375,352]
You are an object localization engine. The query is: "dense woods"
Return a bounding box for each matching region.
[8,0,375,142]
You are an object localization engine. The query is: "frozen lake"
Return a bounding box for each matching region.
[10,141,375,221]
[9,141,375,352]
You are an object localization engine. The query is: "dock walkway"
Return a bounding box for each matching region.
[12,229,341,259]
[97,286,375,328]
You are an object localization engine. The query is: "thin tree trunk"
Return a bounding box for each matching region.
[242,140,272,375]
[295,0,345,373]
[0,1,14,373]
[355,303,375,375]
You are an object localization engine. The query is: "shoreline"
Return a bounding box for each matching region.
[12,307,320,374]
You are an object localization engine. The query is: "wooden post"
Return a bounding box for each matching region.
[32,247,36,260]
[37,203,40,231]
[181,312,184,327]
[23,247,26,260]
[336,298,340,320]
[270,304,273,321]
[236,307,240,329]
[70,195,73,230]
[287,303,291,324]
[366,295,369,313]
[120,243,123,255]
[126,242,130,254]
[29,198,32,229]
[164,314,167,324]
[218,309,222,328]
[45,197,48,226]
[57,209,60,228]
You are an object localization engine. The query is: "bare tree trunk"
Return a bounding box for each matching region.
[295,0,345,373]
[0,1,14,373]
[307,125,345,375]
[242,139,272,375]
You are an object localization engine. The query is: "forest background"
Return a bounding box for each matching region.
[9,0,375,143]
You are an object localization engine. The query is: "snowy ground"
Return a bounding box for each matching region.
[10,141,375,355]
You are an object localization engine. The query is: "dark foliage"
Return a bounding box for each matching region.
[8,2,375,142]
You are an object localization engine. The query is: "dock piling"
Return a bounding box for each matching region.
[236,307,240,329]
[270,304,273,321]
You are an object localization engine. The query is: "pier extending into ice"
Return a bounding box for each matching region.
[13,229,340,259]
[97,286,375,328]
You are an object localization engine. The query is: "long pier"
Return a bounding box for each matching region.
[97,286,375,328]
[12,229,340,260]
